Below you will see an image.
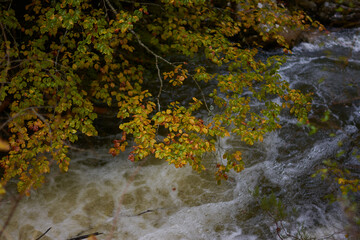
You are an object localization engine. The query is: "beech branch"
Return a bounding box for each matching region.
[104,0,211,112]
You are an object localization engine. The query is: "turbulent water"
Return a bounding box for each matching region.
[1,29,360,240]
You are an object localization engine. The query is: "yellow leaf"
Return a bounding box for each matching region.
[120,145,126,152]
[202,128,208,134]
[0,139,10,151]
[0,183,5,195]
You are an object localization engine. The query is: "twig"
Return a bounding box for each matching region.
[0,22,11,81]
[155,56,163,112]
[31,108,53,148]
[55,29,68,66]
[118,0,164,10]
[0,106,52,132]
[35,227,52,240]
[102,0,109,18]
[8,0,13,10]
[31,108,51,134]
[191,77,211,112]
[104,0,117,15]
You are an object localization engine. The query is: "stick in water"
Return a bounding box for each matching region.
[35,227,52,240]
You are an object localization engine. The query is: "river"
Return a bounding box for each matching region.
[0,28,359,239]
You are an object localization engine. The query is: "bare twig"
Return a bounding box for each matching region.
[155,56,163,112]
[104,0,117,15]
[8,0,12,10]
[191,76,211,112]
[102,0,109,18]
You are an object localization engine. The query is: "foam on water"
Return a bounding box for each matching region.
[293,28,360,53]
[0,126,351,240]
[1,149,239,239]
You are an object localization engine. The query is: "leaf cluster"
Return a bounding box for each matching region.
[0,0,317,194]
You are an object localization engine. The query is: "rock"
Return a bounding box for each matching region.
[289,0,360,27]
[298,0,317,12]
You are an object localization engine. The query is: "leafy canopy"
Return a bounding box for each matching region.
[0,0,318,195]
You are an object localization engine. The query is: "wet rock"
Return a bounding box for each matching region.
[289,0,360,27]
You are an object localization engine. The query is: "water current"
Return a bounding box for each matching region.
[1,28,360,240]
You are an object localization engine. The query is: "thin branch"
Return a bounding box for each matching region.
[7,0,13,10]
[129,28,173,65]
[46,59,69,70]
[0,22,11,81]
[4,24,17,47]
[31,108,53,147]
[118,0,164,10]
[55,29,69,66]
[155,56,163,112]
[102,0,109,18]
[0,106,53,132]
[0,110,26,131]
[104,0,117,15]
[104,0,172,65]
[191,76,211,112]
[31,108,50,129]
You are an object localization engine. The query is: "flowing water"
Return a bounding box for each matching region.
[1,29,360,240]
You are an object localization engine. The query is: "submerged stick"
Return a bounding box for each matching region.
[35,227,52,240]
[67,232,103,240]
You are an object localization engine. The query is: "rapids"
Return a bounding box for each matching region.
[1,28,360,239]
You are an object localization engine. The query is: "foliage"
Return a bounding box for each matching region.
[0,0,318,195]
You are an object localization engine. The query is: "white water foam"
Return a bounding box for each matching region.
[293,29,360,53]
